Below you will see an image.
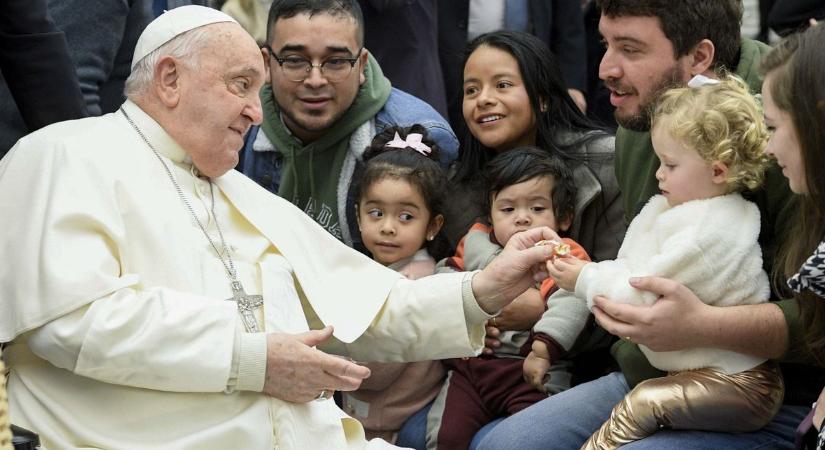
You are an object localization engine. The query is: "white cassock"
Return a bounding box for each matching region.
[0,101,489,450]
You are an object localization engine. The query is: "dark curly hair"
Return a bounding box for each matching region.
[483,147,577,233]
[355,125,449,259]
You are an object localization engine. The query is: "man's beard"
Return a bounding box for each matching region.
[613,65,686,132]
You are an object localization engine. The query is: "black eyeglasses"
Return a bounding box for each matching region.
[266,46,363,82]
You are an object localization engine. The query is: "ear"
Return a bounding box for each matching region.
[154,55,183,108]
[688,38,715,77]
[261,47,271,83]
[710,161,729,185]
[558,212,573,233]
[358,48,369,86]
[427,214,444,241]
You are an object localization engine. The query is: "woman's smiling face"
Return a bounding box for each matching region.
[462,45,536,152]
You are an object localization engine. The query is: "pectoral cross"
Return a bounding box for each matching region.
[226,280,264,333]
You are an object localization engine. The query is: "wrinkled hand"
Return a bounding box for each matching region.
[592,276,710,351]
[815,386,825,431]
[481,288,544,354]
[263,326,371,403]
[547,256,588,292]
[472,227,561,313]
[523,341,552,393]
[483,323,501,355]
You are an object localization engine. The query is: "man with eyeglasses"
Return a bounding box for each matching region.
[240,0,458,251]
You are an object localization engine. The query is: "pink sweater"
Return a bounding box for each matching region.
[341,250,446,442]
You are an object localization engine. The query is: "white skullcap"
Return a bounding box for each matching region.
[131,5,238,69]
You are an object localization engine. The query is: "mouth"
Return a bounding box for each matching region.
[299,97,331,110]
[608,88,634,107]
[604,80,635,108]
[476,114,504,125]
[375,242,400,249]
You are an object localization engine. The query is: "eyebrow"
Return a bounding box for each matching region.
[276,44,355,55]
[610,36,648,48]
[235,66,263,77]
[363,200,421,210]
[463,72,520,85]
[494,195,551,203]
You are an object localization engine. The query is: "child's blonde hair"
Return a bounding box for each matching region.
[652,75,770,192]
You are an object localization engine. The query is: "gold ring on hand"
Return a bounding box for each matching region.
[491,316,498,328]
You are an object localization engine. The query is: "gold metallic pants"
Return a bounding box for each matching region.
[582,362,784,450]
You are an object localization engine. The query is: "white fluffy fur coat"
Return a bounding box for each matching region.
[575,193,770,374]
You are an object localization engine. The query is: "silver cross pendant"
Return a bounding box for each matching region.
[226,280,264,333]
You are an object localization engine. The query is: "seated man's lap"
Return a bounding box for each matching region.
[619,404,806,449]
[477,371,806,450]
[477,372,629,450]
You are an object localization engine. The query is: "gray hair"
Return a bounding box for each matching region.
[124,25,216,99]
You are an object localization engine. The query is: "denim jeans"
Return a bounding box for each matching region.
[395,402,504,450]
[478,372,808,450]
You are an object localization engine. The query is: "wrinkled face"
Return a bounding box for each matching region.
[176,24,265,178]
[652,125,727,206]
[490,175,567,246]
[598,15,691,131]
[357,177,440,266]
[462,45,536,152]
[265,12,367,143]
[763,72,806,194]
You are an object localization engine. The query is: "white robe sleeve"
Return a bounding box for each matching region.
[313,272,491,362]
[25,286,266,393]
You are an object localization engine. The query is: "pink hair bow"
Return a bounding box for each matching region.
[385,132,431,156]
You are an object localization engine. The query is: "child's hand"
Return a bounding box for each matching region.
[523,341,552,393]
[547,256,588,292]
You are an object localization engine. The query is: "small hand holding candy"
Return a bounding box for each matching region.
[535,240,588,292]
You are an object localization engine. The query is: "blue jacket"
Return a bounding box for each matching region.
[239,87,458,251]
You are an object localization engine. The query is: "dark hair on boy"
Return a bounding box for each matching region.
[483,147,577,233]
[454,30,608,184]
[596,0,743,71]
[356,125,450,259]
[266,0,364,46]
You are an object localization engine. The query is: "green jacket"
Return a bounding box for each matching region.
[259,54,391,239]
[611,38,822,403]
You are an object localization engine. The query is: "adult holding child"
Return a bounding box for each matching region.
[761,24,825,449]
[444,30,625,344]
[447,30,623,264]
[480,1,825,449]
[388,29,624,450]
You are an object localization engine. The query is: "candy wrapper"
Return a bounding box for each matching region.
[534,239,571,258]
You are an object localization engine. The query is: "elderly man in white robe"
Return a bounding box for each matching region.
[0,6,562,450]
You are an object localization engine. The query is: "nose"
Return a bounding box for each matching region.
[245,96,263,125]
[515,210,532,226]
[764,138,776,158]
[302,65,329,89]
[598,48,622,82]
[655,164,665,181]
[477,86,497,108]
[380,219,396,235]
